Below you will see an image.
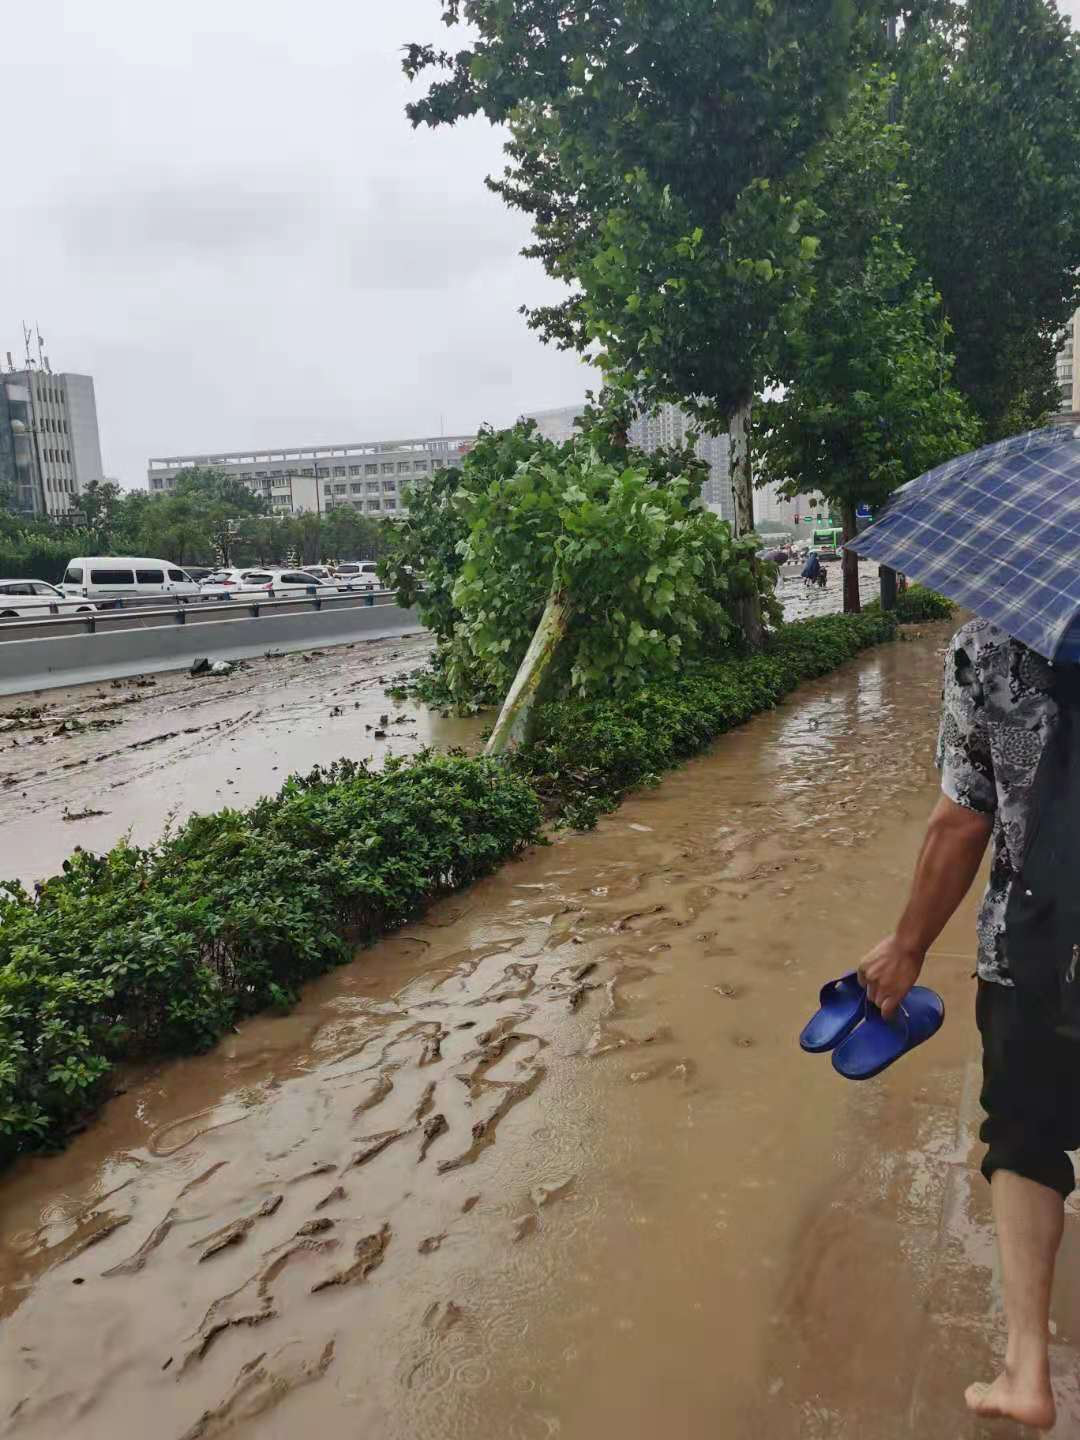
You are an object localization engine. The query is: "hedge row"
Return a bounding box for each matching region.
[0,600,952,1161]
[0,755,543,1162]
[514,609,903,826]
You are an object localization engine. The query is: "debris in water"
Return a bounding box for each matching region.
[63,806,108,822]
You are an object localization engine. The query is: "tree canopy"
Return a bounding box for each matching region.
[898,0,1080,434]
[758,78,981,609]
[405,0,894,532]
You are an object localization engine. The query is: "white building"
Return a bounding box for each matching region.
[628,404,736,522]
[0,366,104,517]
[1055,309,1080,413]
[146,434,477,518]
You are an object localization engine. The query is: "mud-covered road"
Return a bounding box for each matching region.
[5,618,1077,1438]
[0,631,477,888]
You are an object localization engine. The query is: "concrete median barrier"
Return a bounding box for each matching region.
[0,600,423,697]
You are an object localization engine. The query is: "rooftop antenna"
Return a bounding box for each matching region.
[22,321,33,370]
[35,326,45,371]
[5,352,12,373]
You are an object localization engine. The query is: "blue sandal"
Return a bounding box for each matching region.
[799,972,866,1053]
[831,986,944,1081]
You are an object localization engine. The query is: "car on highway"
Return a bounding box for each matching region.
[0,579,98,619]
[199,568,340,598]
[334,561,382,590]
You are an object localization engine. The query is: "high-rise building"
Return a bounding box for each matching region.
[146,434,477,518]
[627,404,736,522]
[0,365,104,517]
[1054,309,1080,414]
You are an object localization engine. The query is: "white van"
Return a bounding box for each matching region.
[60,557,202,603]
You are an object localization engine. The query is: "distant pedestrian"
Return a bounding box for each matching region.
[801,552,822,586]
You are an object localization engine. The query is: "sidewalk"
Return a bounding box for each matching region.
[2,622,1077,1439]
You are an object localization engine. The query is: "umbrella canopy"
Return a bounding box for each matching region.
[850,425,1080,663]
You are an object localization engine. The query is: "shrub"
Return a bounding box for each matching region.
[0,754,541,1163]
[0,610,909,1162]
[864,583,954,624]
[513,612,898,821]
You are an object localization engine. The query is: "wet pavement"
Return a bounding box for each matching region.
[4,619,1078,1438]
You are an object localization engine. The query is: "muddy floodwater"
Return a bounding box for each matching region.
[0,632,478,888]
[3,620,1079,1439]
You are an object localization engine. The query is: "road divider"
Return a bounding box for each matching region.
[0,592,421,696]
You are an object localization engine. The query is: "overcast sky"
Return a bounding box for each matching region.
[2,2,1078,488]
[0,0,596,486]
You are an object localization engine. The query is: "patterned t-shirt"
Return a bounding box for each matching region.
[936,617,1059,985]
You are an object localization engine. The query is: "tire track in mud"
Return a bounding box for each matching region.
[0,631,954,1440]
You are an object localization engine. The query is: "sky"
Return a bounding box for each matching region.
[3,2,1079,488]
[0,1,596,486]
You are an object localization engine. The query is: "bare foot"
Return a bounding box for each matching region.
[965,1372,1056,1431]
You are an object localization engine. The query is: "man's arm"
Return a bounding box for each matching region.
[858,794,993,1019]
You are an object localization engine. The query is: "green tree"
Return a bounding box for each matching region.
[758,83,980,611]
[405,0,892,547]
[898,0,1080,434]
[69,480,125,552]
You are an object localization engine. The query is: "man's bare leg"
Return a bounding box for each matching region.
[965,1169,1062,1430]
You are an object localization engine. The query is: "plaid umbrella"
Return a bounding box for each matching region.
[849,424,1080,663]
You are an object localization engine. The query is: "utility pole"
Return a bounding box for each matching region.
[879,10,900,614]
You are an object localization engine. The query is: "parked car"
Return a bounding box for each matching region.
[0,579,97,618]
[334,561,381,591]
[303,565,334,582]
[182,566,218,583]
[60,557,201,603]
[200,568,339,599]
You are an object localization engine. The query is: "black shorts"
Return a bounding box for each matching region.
[977,978,1080,1198]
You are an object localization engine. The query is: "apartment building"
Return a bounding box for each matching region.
[146,434,476,517]
[1055,309,1080,414]
[0,367,104,517]
[627,404,736,522]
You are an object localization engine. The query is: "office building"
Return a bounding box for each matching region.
[0,365,104,517]
[1055,309,1080,414]
[146,434,477,518]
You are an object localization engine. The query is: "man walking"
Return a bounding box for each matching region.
[859,615,1079,1431]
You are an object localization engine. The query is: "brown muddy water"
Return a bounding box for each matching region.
[3,621,1079,1439]
[0,632,480,888]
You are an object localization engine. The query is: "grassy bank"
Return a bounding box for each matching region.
[0,596,951,1162]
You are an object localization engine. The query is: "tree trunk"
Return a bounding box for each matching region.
[729,393,765,648]
[729,394,754,538]
[841,499,861,614]
[485,587,573,759]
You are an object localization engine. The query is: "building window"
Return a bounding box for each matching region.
[151,477,164,491]
[385,498,397,511]
[333,466,346,477]
[382,480,396,493]
[349,465,361,476]
[316,467,330,478]
[324,481,333,492]
[335,484,347,494]
[381,462,395,475]
[350,482,363,494]
[368,499,382,511]
[398,462,410,474]
[414,460,428,472]
[366,482,379,494]
[365,464,378,475]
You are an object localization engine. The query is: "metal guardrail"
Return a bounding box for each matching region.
[0,589,400,644]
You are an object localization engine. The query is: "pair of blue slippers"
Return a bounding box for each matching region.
[799,971,944,1079]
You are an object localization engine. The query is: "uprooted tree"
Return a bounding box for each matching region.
[381,411,776,753]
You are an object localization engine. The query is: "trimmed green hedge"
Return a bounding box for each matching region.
[865,583,955,624]
[514,611,900,826]
[0,755,542,1162]
[0,604,952,1161]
